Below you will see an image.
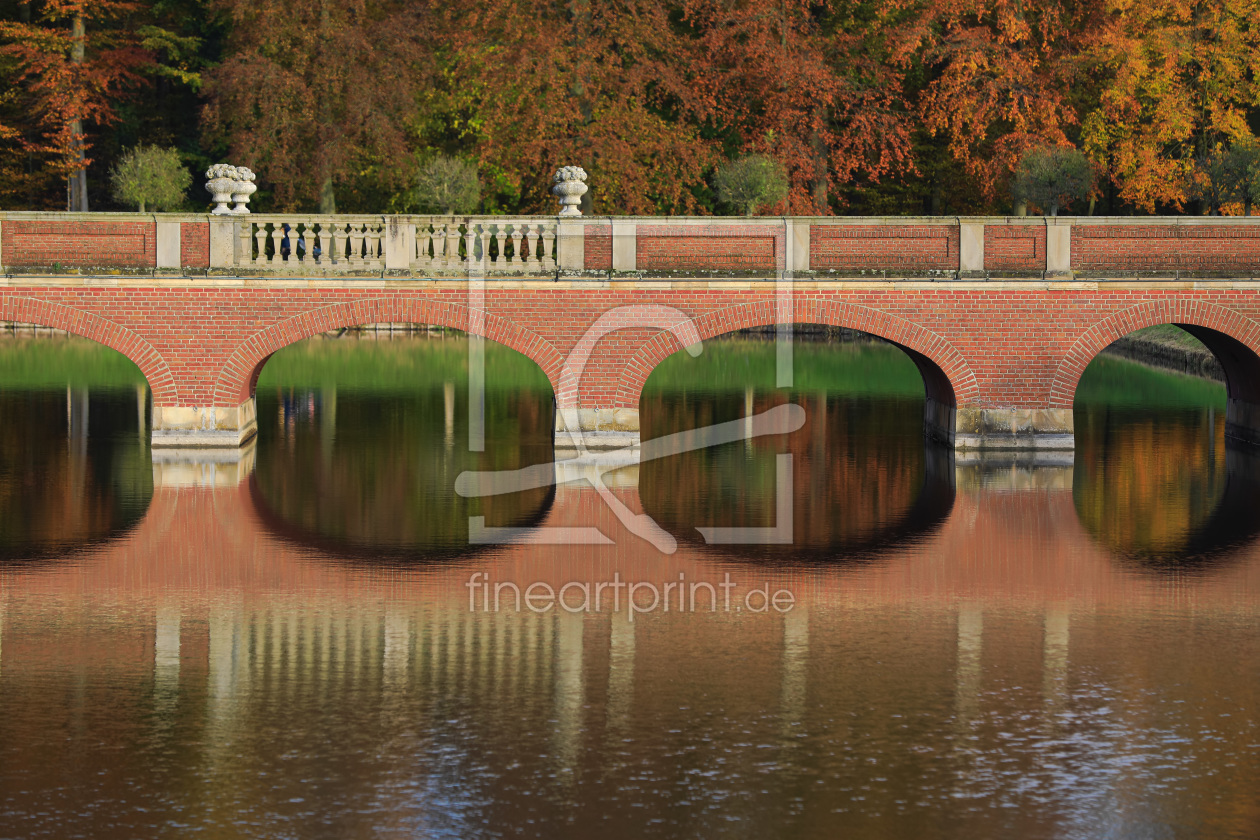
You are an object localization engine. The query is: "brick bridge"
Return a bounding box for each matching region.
[2,211,1260,451]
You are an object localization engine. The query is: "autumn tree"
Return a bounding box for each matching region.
[1080,0,1260,212]
[203,0,427,213]
[678,0,913,213]
[0,0,152,210]
[889,0,1093,205]
[421,0,713,215]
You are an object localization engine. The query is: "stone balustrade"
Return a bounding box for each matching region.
[1,211,1259,279]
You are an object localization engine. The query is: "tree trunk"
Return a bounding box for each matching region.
[1088,195,1096,216]
[1014,199,1027,217]
[67,15,88,212]
[320,175,337,215]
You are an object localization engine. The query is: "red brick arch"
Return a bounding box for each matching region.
[212,297,565,404]
[1050,300,1260,407]
[616,299,980,408]
[0,297,177,403]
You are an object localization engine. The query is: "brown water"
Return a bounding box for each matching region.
[2,342,1260,839]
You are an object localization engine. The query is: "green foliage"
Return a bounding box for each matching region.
[714,155,789,216]
[109,145,191,212]
[416,155,481,215]
[645,338,924,396]
[256,333,552,393]
[0,336,146,388]
[1011,147,1095,216]
[1217,140,1260,214]
[1074,355,1225,410]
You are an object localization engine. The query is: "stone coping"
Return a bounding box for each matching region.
[2,211,1258,225]
[3,275,1260,290]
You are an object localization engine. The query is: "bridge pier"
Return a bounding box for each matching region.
[151,398,258,449]
[554,406,640,453]
[925,398,1075,452]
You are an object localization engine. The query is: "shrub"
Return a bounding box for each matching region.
[109,145,192,212]
[417,156,481,215]
[1011,147,1095,216]
[714,155,789,216]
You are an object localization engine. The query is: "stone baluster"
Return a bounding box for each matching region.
[292,222,306,267]
[415,222,431,270]
[509,223,524,268]
[235,219,252,267]
[541,222,555,271]
[316,223,331,265]
[478,222,491,273]
[523,223,538,268]
[349,223,365,266]
[365,222,382,265]
[328,223,343,265]
[253,223,268,266]
[464,225,477,274]
[491,223,507,269]
[269,223,285,265]
[445,222,461,270]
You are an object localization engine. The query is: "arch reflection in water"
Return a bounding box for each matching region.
[1074,347,1260,570]
[639,333,954,562]
[1074,405,1260,570]
[0,386,152,564]
[251,333,557,562]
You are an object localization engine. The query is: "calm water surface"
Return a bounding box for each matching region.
[1,334,1259,839]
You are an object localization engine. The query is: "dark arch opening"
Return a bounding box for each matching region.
[1073,323,1260,569]
[638,325,955,561]
[247,323,558,562]
[0,323,153,565]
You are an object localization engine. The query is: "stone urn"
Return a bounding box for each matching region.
[552,166,588,217]
[205,164,240,215]
[231,167,257,214]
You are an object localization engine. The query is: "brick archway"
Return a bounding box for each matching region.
[0,297,177,403]
[212,296,565,404]
[1050,300,1260,407]
[616,299,980,408]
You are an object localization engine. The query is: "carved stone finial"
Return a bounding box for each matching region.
[205,164,240,215]
[231,167,256,215]
[552,166,588,217]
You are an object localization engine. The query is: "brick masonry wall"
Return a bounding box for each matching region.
[1073,225,1260,273]
[180,222,209,269]
[4,281,1260,417]
[585,227,611,270]
[985,226,1045,272]
[636,225,782,272]
[2,220,156,268]
[811,225,959,272]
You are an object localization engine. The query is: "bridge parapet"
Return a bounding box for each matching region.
[3,212,1260,279]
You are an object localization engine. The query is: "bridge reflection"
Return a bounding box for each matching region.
[0,387,151,564]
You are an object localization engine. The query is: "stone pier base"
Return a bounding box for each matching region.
[151,398,258,448]
[925,398,1075,451]
[555,406,640,453]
